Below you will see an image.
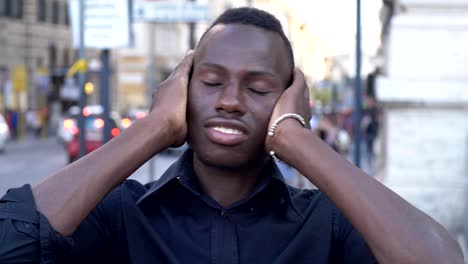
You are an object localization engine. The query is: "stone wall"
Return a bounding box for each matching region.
[377,0,468,237]
[382,106,468,233]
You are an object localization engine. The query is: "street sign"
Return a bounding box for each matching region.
[66,59,88,79]
[133,1,211,23]
[69,0,132,49]
[12,65,28,93]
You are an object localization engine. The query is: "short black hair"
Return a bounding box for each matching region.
[199,7,295,70]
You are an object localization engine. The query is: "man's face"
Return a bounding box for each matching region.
[187,24,291,169]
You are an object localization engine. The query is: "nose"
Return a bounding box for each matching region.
[215,81,246,115]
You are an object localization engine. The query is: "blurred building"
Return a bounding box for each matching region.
[248,0,383,111]
[377,0,468,241]
[114,0,253,113]
[114,0,383,114]
[0,0,73,113]
[114,21,190,113]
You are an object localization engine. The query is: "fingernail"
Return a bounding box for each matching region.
[187,49,194,55]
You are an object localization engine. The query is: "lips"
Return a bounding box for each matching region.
[204,119,248,146]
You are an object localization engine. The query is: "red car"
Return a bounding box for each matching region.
[66,114,121,163]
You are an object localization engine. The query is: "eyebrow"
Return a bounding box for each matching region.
[199,62,278,80]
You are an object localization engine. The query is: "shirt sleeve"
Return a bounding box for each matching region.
[0,185,73,263]
[0,184,121,264]
[64,186,124,264]
[332,206,378,264]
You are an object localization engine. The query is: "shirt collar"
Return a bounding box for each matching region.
[136,150,193,204]
[137,149,302,216]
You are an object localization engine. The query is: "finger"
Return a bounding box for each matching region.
[291,68,312,122]
[172,50,195,83]
[288,67,306,92]
[294,68,310,105]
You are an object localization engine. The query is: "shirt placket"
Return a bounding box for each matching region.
[211,209,238,264]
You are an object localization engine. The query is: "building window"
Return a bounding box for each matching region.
[52,1,59,24]
[63,2,69,26]
[0,0,22,19]
[0,0,7,16]
[10,0,23,19]
[37,0,46,22]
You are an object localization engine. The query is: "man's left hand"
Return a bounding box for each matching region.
[265,68,311,152]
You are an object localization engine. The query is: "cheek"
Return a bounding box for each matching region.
[187,84,211,125]
[187,86,199,125]
[188,82,202,110]
[249,96,279,128]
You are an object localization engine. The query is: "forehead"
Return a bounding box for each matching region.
[195,24,290,84]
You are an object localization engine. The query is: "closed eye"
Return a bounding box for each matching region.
[248,87,270,95]
[202,81,223,87]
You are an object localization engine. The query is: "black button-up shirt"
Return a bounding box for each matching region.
[0,150,376,263]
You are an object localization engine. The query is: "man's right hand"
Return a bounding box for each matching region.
[149,50,194,147]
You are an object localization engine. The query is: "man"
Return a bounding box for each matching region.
[0,7,463,263]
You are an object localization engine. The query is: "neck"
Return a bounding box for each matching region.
[193,155,268,208]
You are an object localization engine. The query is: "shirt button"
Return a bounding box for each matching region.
[221,211,228,217]
[250,208,254,212]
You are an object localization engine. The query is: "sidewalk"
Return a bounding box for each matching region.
[5,130,56,146]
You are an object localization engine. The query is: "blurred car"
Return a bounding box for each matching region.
[0,114,10,152]
[120,108,147,129]
[57,106,80,145]
[58,105,122,146]
[65,106,122,163]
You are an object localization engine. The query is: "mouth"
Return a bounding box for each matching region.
[204,120,248,146]
[210,126,243,135]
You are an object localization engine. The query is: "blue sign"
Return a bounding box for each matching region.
[133,1,211,23]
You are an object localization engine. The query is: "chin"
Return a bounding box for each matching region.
[192,145,267,170]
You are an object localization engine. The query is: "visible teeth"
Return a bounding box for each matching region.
[212,126,242,135]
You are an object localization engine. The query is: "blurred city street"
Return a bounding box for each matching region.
[0,133,179,196]
[0,0,466,261]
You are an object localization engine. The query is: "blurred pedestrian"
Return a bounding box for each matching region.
[26,110,41,137]
[8,109,18,140]
[363,96,379,162]
[341,107,354,140]
[39,105,49,138]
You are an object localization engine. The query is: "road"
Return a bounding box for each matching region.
[0,134,179,196]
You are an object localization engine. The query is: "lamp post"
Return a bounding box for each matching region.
[78,0,87,159]
[189,0,196,49]
[353,0,362,167]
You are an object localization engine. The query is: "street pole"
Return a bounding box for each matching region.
[101,49,111,143]
[189,0,196,49]
[148,22,156,181]
[353,0,362,167]
[78,0,87,159]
